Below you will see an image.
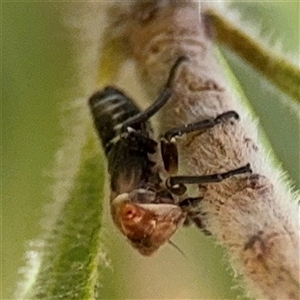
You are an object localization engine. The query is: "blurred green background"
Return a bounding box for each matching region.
[2,1,299,299]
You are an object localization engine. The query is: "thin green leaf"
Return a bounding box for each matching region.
[208,9,300,104]
[19,137,106,299]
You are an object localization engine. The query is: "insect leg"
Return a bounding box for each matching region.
[166,163,252,193]
[161,111,239,173]
[177,197,211,235]
[163,110,239,141]
[179,197,202,208]
[121,56,188,130]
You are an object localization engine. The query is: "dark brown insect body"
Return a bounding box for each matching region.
[89,84,185,255]
[89,57,251,255]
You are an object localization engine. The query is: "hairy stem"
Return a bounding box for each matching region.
[107,1,300,299]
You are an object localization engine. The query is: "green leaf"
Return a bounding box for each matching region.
[18,138,106,299]
[207,9,300,104]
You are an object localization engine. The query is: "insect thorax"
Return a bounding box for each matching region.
[89,86,160,195]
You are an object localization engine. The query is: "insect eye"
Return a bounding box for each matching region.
[122,204,140,221]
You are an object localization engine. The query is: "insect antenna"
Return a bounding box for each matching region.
[168,240,188,260]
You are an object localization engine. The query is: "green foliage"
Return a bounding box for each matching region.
[18,139,106,299]
[209,9,300,103]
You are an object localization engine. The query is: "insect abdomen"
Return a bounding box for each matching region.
[88,86,141,154]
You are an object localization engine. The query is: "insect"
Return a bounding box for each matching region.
[88,57,252,256]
